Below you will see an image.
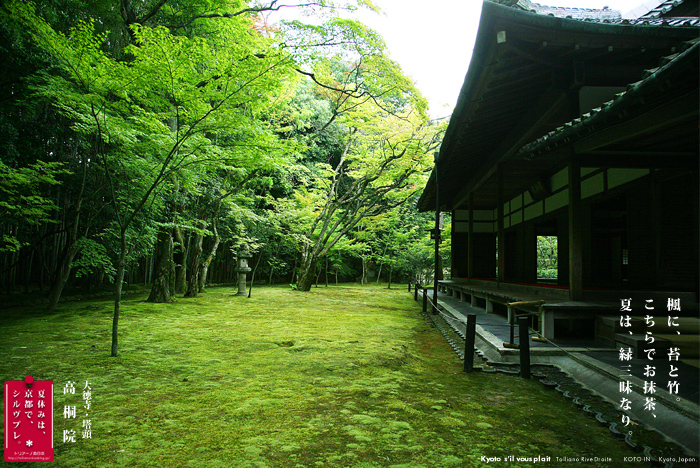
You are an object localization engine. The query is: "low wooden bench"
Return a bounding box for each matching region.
[440,282,555,339]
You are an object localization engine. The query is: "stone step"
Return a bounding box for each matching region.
[615,333,672,359]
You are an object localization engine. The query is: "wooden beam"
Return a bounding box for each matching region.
[577,151,699,169]
[503,43,567,70]
[487,68,550,92]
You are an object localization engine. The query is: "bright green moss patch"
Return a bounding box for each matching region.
[1,285,642,467]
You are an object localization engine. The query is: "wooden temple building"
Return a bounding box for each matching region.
[418,0,699,344]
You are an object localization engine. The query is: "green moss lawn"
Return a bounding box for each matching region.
[1,285,643,467]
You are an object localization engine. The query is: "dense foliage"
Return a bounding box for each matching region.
[536,236,558,279]
[0,0,444,355]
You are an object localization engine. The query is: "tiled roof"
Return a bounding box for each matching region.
[517,38,699,160]
[498,0,698,26]
[641,0,689,18]
[610,16,699,25]
[504,0,622,20]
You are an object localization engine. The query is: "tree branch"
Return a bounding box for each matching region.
[166,1,334,30]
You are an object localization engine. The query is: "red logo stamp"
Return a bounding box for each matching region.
[4,376,54,462]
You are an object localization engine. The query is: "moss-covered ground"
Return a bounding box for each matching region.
[1,285,646,467]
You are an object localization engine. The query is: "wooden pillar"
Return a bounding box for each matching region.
[497,165,505,286]
[523,223,537,283]
[433,156,441,314]
[468,193,474,279]
[568,158,583,300]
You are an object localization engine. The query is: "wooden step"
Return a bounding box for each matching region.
[644,317,699,334]
[656,334,700,358]
[596,316,645,346]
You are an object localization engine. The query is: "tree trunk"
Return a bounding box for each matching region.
[198,223,220,293]
[147,229,174,303]
[8,250,18,293]
[291,256,298,285]
[387,265,393,289]
[38,232,46,293]
[24,249,34,294]
[168,229,176,296]
[248,252,263,298]
[296,252,317,292]
[173,225,187,294]
[111,233,127,357]
[297,269,315,291]
[268,238,282,285]
[145,252,153,286]
[361,257,366,286]
[184,222,205,298]
[49,226,61,284]
[47,203,82,310]
[376,243,388,285]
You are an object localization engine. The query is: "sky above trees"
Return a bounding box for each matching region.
[328,0,654,116]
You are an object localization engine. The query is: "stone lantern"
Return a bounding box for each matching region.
[235,246,253,296]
